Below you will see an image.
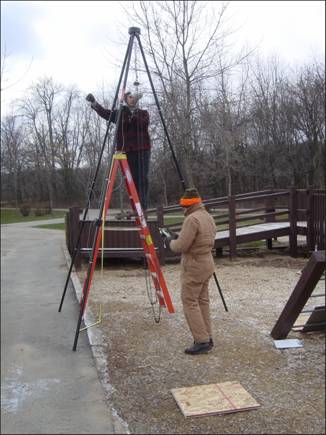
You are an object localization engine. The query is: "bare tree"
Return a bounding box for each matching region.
[126,0,243,186]
[17,78,63,207]
[1,115,27,206]
[290,61,325,187]
[0,45,33,93]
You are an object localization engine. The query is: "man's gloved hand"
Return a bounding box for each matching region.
[169,231,178,240]
[166,233,178,249]
[160,228,178,249]
[164,236,172,249]
[86,93,96,104]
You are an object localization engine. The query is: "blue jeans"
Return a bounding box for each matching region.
[126,149,151,210]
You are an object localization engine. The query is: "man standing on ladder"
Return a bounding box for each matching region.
[86,91,151,214]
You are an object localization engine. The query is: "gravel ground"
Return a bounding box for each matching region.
[77,250,325,434]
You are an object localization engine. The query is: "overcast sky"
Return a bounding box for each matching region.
[1,1,325,116]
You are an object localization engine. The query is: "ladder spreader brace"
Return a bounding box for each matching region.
[72,153,175,351]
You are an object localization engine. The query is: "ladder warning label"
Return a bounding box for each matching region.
[146,235,153,245]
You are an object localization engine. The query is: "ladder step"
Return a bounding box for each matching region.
[80,247,159,252]
[103,227,139,231]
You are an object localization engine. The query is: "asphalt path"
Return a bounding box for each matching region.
[1,222,123,434]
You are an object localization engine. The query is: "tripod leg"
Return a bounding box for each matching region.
[71,32,137,350]
[135,33,187,191]
[58,33,133,313]
[213,272,228,312]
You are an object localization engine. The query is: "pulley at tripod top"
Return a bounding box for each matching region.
[129,27,141,35]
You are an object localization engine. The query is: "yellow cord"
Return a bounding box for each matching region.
[79,304,103,331]
[101,206,105,277]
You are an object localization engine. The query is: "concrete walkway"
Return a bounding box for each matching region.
[1,222,125,434]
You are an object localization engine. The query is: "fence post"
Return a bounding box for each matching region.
[70,206,82,269]
[228,195,236,259]
[289,187,298,257]
[306,188,315,252]
[156,205,164,228]
[265,188,275,250]
[64,210,70,254]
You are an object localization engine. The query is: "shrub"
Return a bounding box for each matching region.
[34,208,46,216]
[19,204,31,217]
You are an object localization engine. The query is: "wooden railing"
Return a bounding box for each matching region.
[147,188,325,258]
[66,188,325,265]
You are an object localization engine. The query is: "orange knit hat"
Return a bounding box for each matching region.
[179,188,202,207]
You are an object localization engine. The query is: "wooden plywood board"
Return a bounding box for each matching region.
[171,381,260,417]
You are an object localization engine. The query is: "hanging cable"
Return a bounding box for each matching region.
[144,266,162,323]
[133,44,163,322]
[133,42,140,89]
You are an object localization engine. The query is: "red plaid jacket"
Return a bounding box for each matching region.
[91,102,151,151]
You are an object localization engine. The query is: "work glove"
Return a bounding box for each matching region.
[86,93,96,104]
[169,231,178,240]
[160,228,178,249]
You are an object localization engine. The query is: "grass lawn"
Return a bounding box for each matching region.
[1,208,67,224]
[35,223,65,230]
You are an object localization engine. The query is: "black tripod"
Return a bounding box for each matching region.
[58,27,227,351]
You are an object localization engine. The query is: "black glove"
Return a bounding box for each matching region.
[86,93,96,103]
[166,232,178,249]
[169,231,178,240]
[164,236,173,249]
[160,228,178,249]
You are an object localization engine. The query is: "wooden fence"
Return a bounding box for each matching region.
[66,188,325,266]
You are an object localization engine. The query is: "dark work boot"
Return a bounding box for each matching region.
[193,338,214,349]
[185,341,211,355]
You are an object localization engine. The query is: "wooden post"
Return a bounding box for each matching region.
[306,188,315,252]
[65,210,72,254]
[70,206,81,269]
[228,195,236,259]
[156,205,164,228]
[64,212,70,253]
[289,187,298,257]
[271,251,326,339]
[265,188,275,250]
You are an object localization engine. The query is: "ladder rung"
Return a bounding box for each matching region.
[103,227,139,231]
[80,247,159,252]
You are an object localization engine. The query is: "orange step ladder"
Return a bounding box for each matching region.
[73,152,175,350]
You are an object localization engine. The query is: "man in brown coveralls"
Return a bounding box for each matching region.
[165,188,217,355]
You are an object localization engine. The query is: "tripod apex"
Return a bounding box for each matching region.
[129,27,141,35]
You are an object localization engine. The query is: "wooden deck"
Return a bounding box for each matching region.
[215,222,307,247]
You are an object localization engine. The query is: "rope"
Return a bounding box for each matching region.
[132,49,163,322]
[144,263,162,323]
